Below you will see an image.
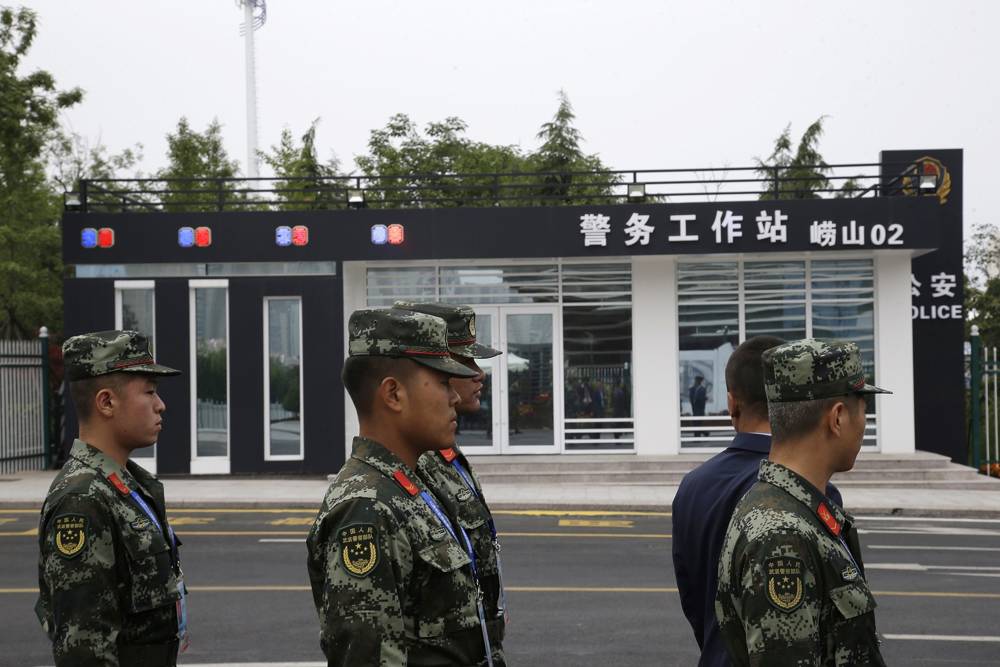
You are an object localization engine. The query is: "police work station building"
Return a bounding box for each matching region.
[59,148,964,475]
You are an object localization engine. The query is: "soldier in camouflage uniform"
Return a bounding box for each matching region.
[307,308,506,666]
[36,330,187,666]
[715,339,889,666]
[393,301,508,636]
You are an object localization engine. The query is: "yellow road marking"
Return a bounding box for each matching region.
[0,529,668,539]
[0,509,37,514]
[0,518,16,525]
[270,517,315,526]
[0,528,37,537]
[558,519,634,528]
[167,517,215,525]
[495,510,671,518]
[171,531,308,537]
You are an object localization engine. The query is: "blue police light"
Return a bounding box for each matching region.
[276,226,292,247]
[178,227,195,248]
[371,224,388,245]
[81,228,98,249]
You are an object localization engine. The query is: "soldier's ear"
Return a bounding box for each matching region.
[94,387,116,418]
[377,376,405,413]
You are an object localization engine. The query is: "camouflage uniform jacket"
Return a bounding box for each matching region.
[36,439,185,667]
[307,437,505,667]
[715,460,885,667]
[417,445,505,636]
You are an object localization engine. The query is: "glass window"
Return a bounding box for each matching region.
[116,284,156,460]
[440,265,558,304]
[193,286,229,458]
[265,298,303,459]
[563,305,633,450]
[366,267,436,306]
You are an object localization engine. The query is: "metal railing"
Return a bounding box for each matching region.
[970,326,1000,477]
[0,329,51,474]
[66,160,937,214]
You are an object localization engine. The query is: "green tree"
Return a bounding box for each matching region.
[355,114,527,208]
[259,119,342,210]
[966,223,1000,349]
[528,90,618,204]
[0,7,83,338]
[755,117,832,200]
[47,132,144,209]
[157,117,242,212]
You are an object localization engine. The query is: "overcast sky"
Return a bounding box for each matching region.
[22,0,998,232]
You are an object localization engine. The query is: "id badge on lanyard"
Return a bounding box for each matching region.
[129,491,189,651]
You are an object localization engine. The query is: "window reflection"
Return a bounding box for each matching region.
[195,288,228,458]
[266,299,302,458]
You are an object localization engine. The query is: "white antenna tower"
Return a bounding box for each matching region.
[237,0,266,178]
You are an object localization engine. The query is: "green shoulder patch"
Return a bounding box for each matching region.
[765,556,804,612]
[339,524,379,578]
[52,514,88,559]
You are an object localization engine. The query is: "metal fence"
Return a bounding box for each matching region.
[67,159,940,213]
[0,330,51,474]
[969,326,1000,477]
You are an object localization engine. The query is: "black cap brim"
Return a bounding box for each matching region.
[409,355,479,378]
[450,342,502,359]
[855,382,891,395]
[117,363,182,377]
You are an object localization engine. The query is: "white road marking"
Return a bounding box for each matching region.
[856,516,1000,524]
[884,634,1000,643]
[869,545,1000,552]
[859,527,1000,536]
[865,562,1000,573]
[259,538,306,543]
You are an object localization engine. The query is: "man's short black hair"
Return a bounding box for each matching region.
[769,394,866,443]
[68,373,133,422]
[725,335,785,423]
[341,356,418,417]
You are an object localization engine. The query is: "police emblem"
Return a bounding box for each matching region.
[53,514,88,558]
[340,524,379,577]
[765,556,804,612]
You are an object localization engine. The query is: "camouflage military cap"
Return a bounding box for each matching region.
[392,301,501,359]
[762,338,890,403]
[63,330,181,382]
[348,308,478,378]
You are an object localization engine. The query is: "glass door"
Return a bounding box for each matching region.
[454,309,500,453]
[499,306,561,454]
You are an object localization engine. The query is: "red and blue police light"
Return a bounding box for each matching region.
[81,227,115,248]
[178,226,212,248]
[276,225,310,247]
[371,224,405,245]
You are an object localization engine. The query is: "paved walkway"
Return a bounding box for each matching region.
[4,470,1000,517]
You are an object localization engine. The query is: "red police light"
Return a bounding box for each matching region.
[291,225,309,246]
[387,224,405,245]
[97,228,115,248]
[195,227,212,247]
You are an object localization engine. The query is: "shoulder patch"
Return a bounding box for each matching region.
[765,556,805,612]
[339,524,379,578]
[52,514,88,559]
[439,448,457,463]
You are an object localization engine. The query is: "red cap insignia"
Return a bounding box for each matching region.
[392,470,420,496]
[817,502,841,536]
[107,472,131,495]
[439,448,457,463]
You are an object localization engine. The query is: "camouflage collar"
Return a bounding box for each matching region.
[70,439,138,489]
[351,436,427,490]
[758,459,850,537]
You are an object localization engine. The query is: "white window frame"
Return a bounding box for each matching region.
[676,253,879,452]
[263,297,305,461]
[115,280,158,472]
[189,279,230,474]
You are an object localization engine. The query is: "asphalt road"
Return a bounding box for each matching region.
[3,508,1000,666]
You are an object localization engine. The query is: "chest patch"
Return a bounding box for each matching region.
[765,556,805,612]
[130,517,153,532]
[339,524,379,578]
[53,514,88,559]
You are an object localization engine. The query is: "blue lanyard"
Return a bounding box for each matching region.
[418,489,493,667]
[449,459,498,540]
[130,490,163,534]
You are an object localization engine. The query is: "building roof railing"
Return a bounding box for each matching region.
[66,160,938,214]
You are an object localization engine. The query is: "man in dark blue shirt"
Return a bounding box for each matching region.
[671,336,843,667]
